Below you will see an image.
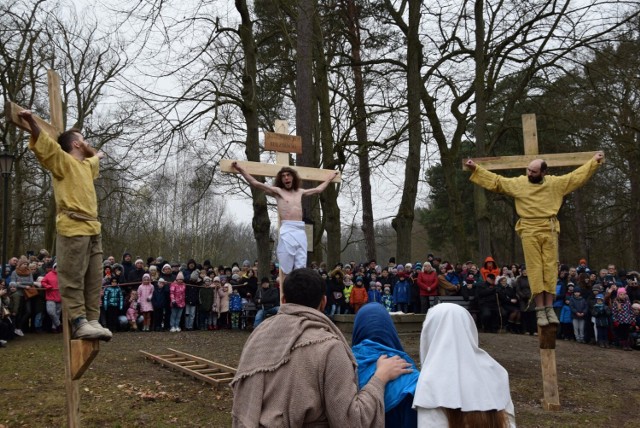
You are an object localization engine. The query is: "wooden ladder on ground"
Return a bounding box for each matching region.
[140,348,237,388]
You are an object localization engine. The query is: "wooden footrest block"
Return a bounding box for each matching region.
[70,339,100,380]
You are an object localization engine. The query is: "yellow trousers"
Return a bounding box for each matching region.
[518,226,558,296]
[56,234,103,322]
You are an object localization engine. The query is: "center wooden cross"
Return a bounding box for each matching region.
[220,119,341,189]
[5,70,98,428]
[463,113,599,411]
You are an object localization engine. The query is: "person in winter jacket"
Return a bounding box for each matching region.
[137,274,154,332]
[169,272,186,332]
[569,287,588,343]
[416,262,438,314]
[103,277,124,332]
[41,263,62,332]
[591,294,610,348]
[151,278,170,331]
[393,274,411,313]
[350,276,368,314]
[480,256,501,281]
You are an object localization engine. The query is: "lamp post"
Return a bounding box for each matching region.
[0,147,15,276]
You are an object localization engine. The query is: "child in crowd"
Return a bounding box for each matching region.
[381,285,394,312]
[570,287,588,343]
[559,297,574,340]
[241,292,256,329]
[610,287,634,351]
[367,281,382,304]
[630,303,640,349]
[342,275,354,314]
[198,277,214,330]
[170,272,186,332]
[103,277,124,332]
[126,289,140,332]
[216,281,230,329]
[137,274,154,332]
[591,294,611,348]
[229,287,243,329]
[350,276,368,314]
[41,263,61,333]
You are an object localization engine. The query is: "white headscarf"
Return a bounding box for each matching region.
[413,303,512,412]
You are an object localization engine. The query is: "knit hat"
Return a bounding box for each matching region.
[176,272,184,280]
[579,258,587,265]
[204,277,212,283]
[405,263,413,269]
[135,259,144,265]
[355,276,364,283]
[595,294,604,300]
[142,273,151,280]
[573,287,582,294]
[592,284,603,292]
[213,276,221,282]
[162,264,172,271]
[617,287,626,294]
[632,303,640,311]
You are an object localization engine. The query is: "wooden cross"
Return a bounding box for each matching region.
[5,70,98,428]
[463,113,600,412]
[220,120,341,188]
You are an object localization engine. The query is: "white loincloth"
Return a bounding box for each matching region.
[277,221,307,274]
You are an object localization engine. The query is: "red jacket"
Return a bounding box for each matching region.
[417,270,439,296]
[41,271,61,302]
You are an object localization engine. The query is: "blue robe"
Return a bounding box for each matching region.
[352,303,419,427]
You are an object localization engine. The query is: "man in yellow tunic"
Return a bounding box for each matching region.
[466,152,604,327]
[18,111,112,341]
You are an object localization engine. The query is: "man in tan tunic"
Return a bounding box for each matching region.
[231,268,413,427]
[466,152,604,326]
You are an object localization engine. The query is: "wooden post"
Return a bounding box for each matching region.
[5,70,100,427]
[463,114,603,411]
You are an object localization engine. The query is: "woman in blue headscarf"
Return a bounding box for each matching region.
[352,303,419,427]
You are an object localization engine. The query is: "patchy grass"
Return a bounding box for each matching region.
[1,328,637,427]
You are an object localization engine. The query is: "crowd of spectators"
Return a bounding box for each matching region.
[1,250,639,352]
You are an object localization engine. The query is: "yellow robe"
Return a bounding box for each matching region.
[470,159,600,295]
[29,132,101,237]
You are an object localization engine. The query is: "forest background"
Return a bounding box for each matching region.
[1,0,639,279]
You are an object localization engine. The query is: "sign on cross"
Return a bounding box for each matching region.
[220,120,341,185]
[463,113,600,412]
[5,70,98,428]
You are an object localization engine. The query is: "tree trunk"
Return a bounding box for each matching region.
[344,0,376,262]
[314,11,341,267]
[236,0,271,280]
[440,153,468,261]
[392,0,422,264]
[296,0,315,227]
[473,0,492,258]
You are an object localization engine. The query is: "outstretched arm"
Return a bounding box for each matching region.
[17,110,41,141]
[303,170,339,196]
[232,161,278,196]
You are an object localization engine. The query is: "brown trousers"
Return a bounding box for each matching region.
[56,234,103,322]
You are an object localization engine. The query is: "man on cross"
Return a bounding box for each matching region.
[18,110,112,341]
[232,162,338,276]
[465,152,604,327]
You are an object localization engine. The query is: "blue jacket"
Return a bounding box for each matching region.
[393,279,411,304]
[229,293,243,312]
[559,304,573,323]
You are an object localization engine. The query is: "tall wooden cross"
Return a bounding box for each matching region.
[221,119,341,285]
[5,70,99,428]
[463,113,599,411]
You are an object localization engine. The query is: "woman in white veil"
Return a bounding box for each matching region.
[413,303,516,427]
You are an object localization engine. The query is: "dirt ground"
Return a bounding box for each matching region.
[1,327,638,427]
